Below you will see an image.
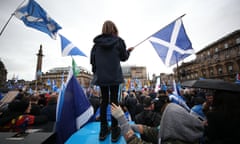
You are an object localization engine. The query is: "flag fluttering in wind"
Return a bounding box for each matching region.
[170,79,190,111]
[60,34,87,57]
[149,18,194,67]
[56,68,94,144]
[14,0,62,39]
[46,78,51,86]
[72,57,80,77]
[161,81,168,91]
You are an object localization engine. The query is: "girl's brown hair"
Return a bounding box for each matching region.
[102,20,118,36]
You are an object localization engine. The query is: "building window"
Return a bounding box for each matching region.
[210,69,214,76]
[215,47,218,53]
[195,73,198,77]
[207,51,210,56]
[236,37,240,44]
[202,71,206,77]
[228,65,233,73]
[224,43,228,48]
[218,67,222,74]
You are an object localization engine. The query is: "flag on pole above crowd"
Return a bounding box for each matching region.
[60,34,87,57]
[72,57,80,77]
[14,0,62,39]
[149,16,194,67]
[55,68,94,144]
[170,79,190,111]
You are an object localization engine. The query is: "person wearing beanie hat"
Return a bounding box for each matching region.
[134,96,161,142]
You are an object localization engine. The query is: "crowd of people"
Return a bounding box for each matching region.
[0,81,239,144]
[111,87,240,144]
[87,83,240,144]
[0,89,57,133]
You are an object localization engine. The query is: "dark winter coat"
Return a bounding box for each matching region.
[90,34,130,86]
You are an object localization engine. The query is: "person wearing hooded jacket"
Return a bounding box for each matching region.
[90,20,134,142]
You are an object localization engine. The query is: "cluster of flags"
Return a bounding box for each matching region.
[13,0,194,69]
[46,79,59,92]
[124,78,143,91]
[14,0,86,58]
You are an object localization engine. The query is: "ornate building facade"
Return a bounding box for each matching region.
[39,67,92,89]
[174,29,240,82]
[122,65,148,86]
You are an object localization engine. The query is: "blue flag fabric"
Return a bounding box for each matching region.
[0,93,3,100]
[56,69,94,144]
[236,73,240,84]
[60,34,87,57]
[161,81,168,91]
[149,18,194,67]
[46,78,51,86]
[14,0,62,39]
[170,79,190,111]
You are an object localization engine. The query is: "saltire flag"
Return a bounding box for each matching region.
[52,80,57,91]
[0,92,3,100]
[60,34,87,57]
[14,0,62,39]
[161,81,168,91]
[149,18,194,67]
[46,78,51,86]
[170,79,190,111]
[55,68,94,144]
[135,78,142,91]
[172,79,181,97]
[28,88,33,95]
[130,79,135,90]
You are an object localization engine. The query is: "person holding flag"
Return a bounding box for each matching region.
[90,20,134,142]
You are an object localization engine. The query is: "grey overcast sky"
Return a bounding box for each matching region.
[0,0,240,81]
